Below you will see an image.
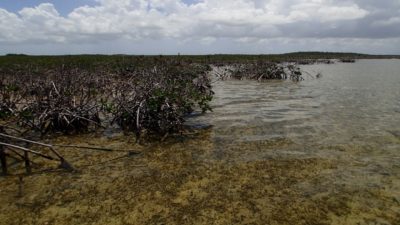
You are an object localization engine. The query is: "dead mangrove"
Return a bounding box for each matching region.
[0,58,214,138]
[218,61,304,81]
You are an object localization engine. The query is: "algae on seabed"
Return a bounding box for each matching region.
[1,130,399,225]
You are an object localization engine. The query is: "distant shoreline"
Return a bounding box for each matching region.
[1,52,399,65]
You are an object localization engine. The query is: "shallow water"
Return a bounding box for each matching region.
[1,59,400,224]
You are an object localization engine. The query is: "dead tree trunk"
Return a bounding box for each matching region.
[24,151,31,174]
[0,145,7,175]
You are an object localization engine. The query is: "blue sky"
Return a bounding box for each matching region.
[0,0,197,15]
[0,0,97,16]
[0,0,399,55]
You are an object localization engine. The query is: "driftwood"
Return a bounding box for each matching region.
[52,144,140,154]
[0,133,139,154]
[0,142,56,160]
[0,132,74,175]
[0,144,7,175]
[0,132,140,175]
[0,133,65,159]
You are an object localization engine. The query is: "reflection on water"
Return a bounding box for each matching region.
[1,59,399,224]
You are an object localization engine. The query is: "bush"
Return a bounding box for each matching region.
[0,58,214,138]
[0,80,20,119]
[112,62,213,138]
[228,61,304,81]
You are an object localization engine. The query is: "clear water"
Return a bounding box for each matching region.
[192,59,400,160]
[1,59,399,225]
[187,59,400,223]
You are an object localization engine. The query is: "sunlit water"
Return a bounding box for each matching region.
[1,59,399,224]
[188,59,400,222]
[192,59,400,161]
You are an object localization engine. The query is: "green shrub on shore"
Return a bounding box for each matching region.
[112,62,213,138]
[223,61,304,81]
[0,80,20,119]
[0,58,214,138]
[0,55,310,138]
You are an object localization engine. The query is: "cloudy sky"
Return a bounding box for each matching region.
[0,0,399,55]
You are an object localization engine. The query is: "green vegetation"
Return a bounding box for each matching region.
[2,52,394,138]
[0,57,213,138]
[1,51,397,67]
[226,61,303,81]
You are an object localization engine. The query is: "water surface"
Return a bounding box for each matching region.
[189,59,400,223]
[1,59,399,225]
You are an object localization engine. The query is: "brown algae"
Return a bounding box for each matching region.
[0,131,399,225]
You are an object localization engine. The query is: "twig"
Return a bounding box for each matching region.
[53,144,140,154]
[0,145,7,175]
[0,142,55,160]
[51,81,60,96]
[0,132,138,154]
[62,111,105,129]
[7,149,39,166]
[0,133,52,148]
[0,133,65,159]
[301,70,317,79]
[24,151,31,174]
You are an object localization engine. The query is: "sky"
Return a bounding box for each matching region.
[0,0,399,55]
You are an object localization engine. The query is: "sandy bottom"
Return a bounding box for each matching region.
[1,131,399,225]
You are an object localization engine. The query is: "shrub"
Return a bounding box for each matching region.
[112,62,213,138]
[227,61,304,81]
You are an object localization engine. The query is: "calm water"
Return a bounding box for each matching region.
[187,59,400,222]
[192,59,400,159]
[1,59,399,224]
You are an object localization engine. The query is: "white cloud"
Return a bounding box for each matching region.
[0,0,371,43]
[0,0,399,54]
[0,9,24,42]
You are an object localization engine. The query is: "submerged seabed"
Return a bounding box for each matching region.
[1,59,400,225]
